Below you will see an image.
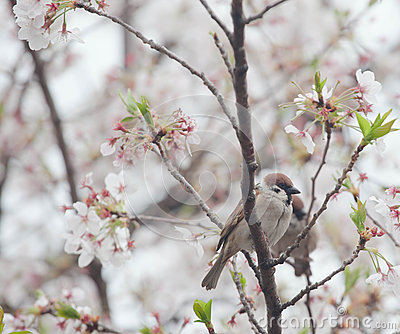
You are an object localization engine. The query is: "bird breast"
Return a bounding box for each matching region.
[255,189,292,246]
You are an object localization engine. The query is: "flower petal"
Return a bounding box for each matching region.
[284,124,299,134]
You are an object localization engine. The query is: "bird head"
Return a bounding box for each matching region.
[263,173,300,204]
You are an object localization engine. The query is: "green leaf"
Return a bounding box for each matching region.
[204,299,212,322]
[360,110,397,144]
[139,327,152,334]
[344,267,361,295]
[350,199,366,232]
[9,331,32,334]
[194,319,207,324]
[355,112,371,137]
[298,329,309,334]
[193,300,207,322]
[119,90,139,117]
[137,96,154,128]
[121,116,134,123]
[0,306,4,334]
[371,119,397,139]
[55,302,80,320]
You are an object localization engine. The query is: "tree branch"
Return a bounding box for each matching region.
[213,33,234,80]
[241,250,261,284]
[28,50,78,203]
[305,123,332,225]
[232,259,267,334]
[281,237,367,311]
[245,0,291,25]
[198,0,233,42]
[273,142,367,267]
[155,142,224,229]
[367,211,400,248]
[75,2,239,132]
[230,1,281,332]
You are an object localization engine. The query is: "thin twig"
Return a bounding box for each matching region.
[304,274,315,334]
[245,0,291,25]
[306,123,332,225]
[213,33,234,80]
[367,211,400,248]
[198,0,233,42]
[28,50,78,203]
[232,260,267,334]
[241,250,261,284]
[281,237,367,310]
[132,214,213,230]
[75,2,239,132]
[273,143,367,267]
[155,142,224,229]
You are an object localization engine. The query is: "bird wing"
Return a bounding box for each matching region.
[217,187,261,251]
[216,199,244,251]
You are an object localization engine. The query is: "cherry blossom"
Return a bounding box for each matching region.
[52,23,84,44]
[385,186,400,199]
[105,171,126,201]
[369,196,400,236]
[284,124,315,154]
[356,69,382,105]
[100,141,116,156]
[13,0,51,50]
[366,265,400,296]
[66,201,102,236]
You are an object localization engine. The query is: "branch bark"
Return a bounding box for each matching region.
[230,1,281,332]
[245,0,291,25]
[305,122,332,225]
[28,50,78,203]
[198,0,233,43]
[232,259,267,334]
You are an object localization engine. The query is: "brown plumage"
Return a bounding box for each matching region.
[202,173,300,290]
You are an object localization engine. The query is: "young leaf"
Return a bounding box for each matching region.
[9,332,32,334]
[355,112,371,137]
[193,300,207,322]
[350,199,366,232]
[121,116,134,123]
[204,299,212,322]
[344,267,361,295]
[137,96,154,128]
[55,302,80,320]
[0,306,4,334]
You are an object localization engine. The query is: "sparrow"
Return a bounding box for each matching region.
[201,173,300,290]
[272,195,317,276]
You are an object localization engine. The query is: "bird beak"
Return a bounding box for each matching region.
[288,186,301,195]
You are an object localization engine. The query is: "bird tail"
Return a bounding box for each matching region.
[201,255,227,290]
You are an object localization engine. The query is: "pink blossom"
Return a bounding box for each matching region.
[358,172,368,183]
[385,186,400,199]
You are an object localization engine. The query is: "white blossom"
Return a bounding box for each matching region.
[284,124,315,154]
[105,171,126,201]
[356,69,382,105]
[100,141,115,156]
